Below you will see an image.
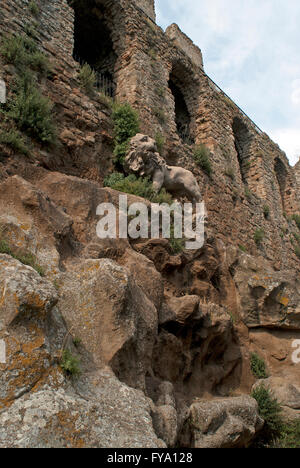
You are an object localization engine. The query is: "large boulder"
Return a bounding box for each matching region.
[0,368,165,448]
[233,253,300,329]
[58,258,157,391]
[252,377,300,419]
[0,176,73,277]
[180,396,263,448]
[0,255,66,409]
[152,302,241,398]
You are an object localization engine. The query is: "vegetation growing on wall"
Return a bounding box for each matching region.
[104,172,172,204]
[112,102,140,165]
[0,32,56,149]
[193,144,212,176]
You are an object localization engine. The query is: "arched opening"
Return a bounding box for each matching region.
[232,117,252,183]
[72,0,117,96]
[168,64,195,145]
[274,157,287,209]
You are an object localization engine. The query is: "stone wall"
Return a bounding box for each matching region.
[133,0,156,22]
[0,0,300,272]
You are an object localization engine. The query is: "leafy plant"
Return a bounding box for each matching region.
[155,132,165,155]
[238,244,247,253]
[263,205,270,219]
[6,73,56,144]
[73,337,82,348]
[245,187,252,199]
[254,228,265,245]
[292,214,300,230]
[224,167,235,180]
[250,352,268,379]
[60,349,81,376]
[78,63,96,96]
[295,246,300,259]
[112,102,140,165]
[28,0,40,16]
[0,238,44,276]
[193,144,212,176]
[0,33,50,75]
[153,107,166,125]
[251,385,284,445]
[277,420,300,448]
[0,129,30,156]
[104,172,172,204]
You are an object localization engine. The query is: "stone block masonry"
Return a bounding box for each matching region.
[0,0,299,272]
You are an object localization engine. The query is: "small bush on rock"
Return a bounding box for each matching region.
[78,63,96,96]
[104,172,172,204]
[250,352,268,379]
[60,349,81,377]
[254,228,265,245]
[6,73,56,145]
[112,103,140,165]
[193,144,212,176]
[251,385,284,445]
[0,129,30,156]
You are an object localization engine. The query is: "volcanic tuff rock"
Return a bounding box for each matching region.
[180,396,264,448]
[1,0,300,449]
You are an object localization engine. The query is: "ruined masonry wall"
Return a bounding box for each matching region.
[0,0,300,272]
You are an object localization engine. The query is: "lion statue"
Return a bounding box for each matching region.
[124,134,202,203]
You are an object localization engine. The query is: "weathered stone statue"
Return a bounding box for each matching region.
[124,134,202,203]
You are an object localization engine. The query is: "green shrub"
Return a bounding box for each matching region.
[169,224,184,254]
[104,172,172,204]
[0,237,44,276]
[263,205,270,219]
[224,167,235,180]
[292,214,300,230]
[28,0,40,16]
[251,385,284,445]
[60,349,81,376]
[153,107,166,124]
[6,74,56,144]
[0,129,30,156]
[238,244,247,252]
[73,337,82,348]
[254,228,265,245]
[155,132,165,155]
[245,187,252,199]
[78,63,96,95]
[0,34,50,75]
[193,144,212,176]
[112,103,140,164]
[295,246,300,259]
[250,352,268,379]
[277,420,300,448]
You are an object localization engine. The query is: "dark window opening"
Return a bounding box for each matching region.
[169,76,194,145]
[232,117,251,183]
[274,157,287,209]
[73,1,117,97]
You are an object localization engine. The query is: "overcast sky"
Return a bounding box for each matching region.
[156,0,300,166]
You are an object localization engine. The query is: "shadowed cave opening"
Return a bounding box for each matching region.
[274,157,288,210]
[232,117,251,184]
[169,75,194,145]
[72,0,117,95]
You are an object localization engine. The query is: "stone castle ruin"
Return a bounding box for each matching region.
[0,0,300,449]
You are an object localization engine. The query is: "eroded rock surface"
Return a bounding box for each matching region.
[180,396,263,448]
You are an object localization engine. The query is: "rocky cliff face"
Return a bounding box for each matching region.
[0,0,299,448]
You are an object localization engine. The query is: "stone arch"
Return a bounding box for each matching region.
[168,61,197,145]
[72,0,123,94]
[232,117,252,183]
[274,157,288,210]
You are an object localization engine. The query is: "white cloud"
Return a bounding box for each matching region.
[156,0,300,165]
[291,79,300,106]
[270,128,300,166]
